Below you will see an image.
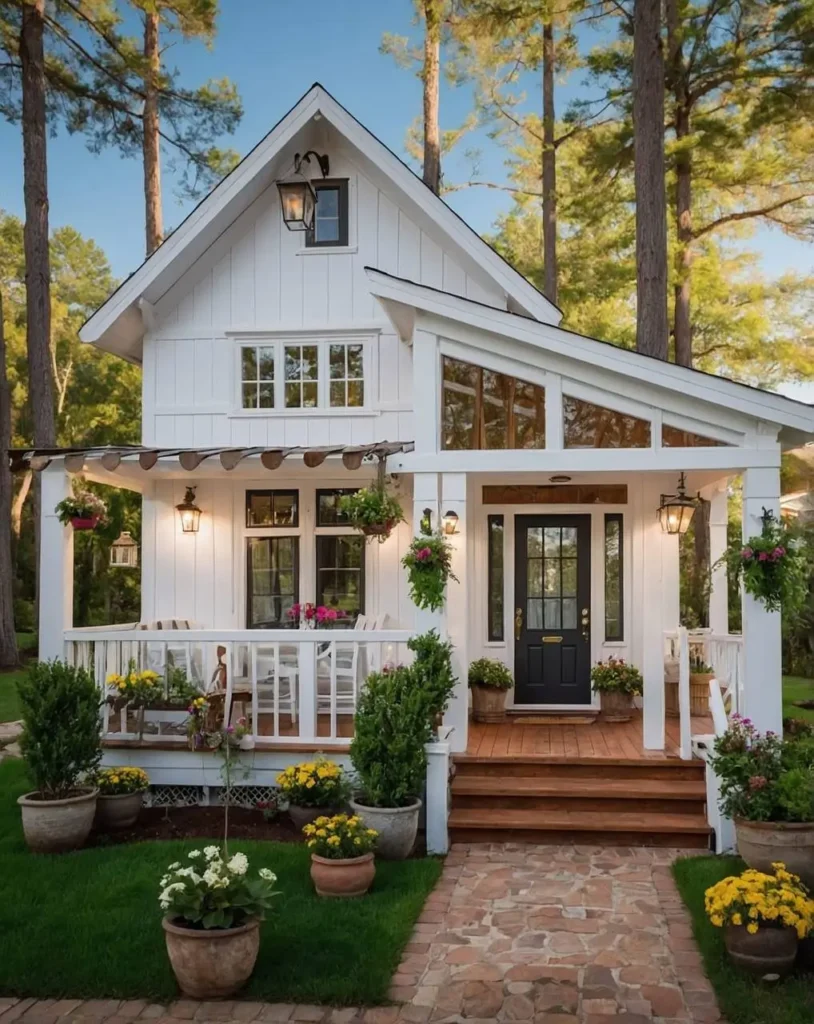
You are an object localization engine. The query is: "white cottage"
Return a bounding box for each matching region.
[19,84,814,850]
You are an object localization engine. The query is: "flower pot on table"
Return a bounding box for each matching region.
[18,787,98,853]
[734,817,814,889]
[310,852,375,897]
[162,916,260,999]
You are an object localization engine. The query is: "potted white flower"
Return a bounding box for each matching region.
[17,661,102,853]
[95,766,149,830]
[160,845,279,998]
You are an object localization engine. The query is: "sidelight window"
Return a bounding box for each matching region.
[604,514,623,641]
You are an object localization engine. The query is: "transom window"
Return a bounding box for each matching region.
[662,425,728,447]
[563,395,651,449]
[241,346,275,410]
[329,344,364,407]
[246,490,298,528]
[238,338,367,411]
[317,489,359,526]
[306,180,349,247]
[442,356,546,450]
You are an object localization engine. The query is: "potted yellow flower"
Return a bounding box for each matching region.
[304,814,378,897]
[95,766,149,829]
[705,862,814,976]
[276,757,349,830]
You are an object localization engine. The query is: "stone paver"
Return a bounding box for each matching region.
[0,843,724,1023]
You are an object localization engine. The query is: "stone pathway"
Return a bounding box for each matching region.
[0,721,22,762]
[0,844,723,1024]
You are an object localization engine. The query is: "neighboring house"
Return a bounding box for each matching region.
[12,84,814,848]
[781,489,814,524]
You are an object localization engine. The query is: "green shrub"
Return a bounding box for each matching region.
[590,657,643,695]
[350,667,431,807]
[17,660,102,799]
[408,630,457,720]
[776,767,814,822]
[468,658,513,690]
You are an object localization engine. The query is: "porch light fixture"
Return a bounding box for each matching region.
[276,150,330,232]
[109,531,138,568]
[442,510,460,535]
[176,486,202,534]
[657,473,697,535]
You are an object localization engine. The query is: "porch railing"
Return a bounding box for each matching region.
[64,628,415,747]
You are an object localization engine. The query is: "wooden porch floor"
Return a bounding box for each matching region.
[464,709,713,761]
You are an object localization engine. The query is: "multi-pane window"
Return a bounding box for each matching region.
[241,345,275,409]
[306,181,349,247]
[316,489,358,526]
[247,537,299,628]
[563,395,651,449]
[442,356,546,450]
[662,425,727,447]
[284,344,318,409]
[526,525,578,631]
[487,515,504,642]
[316,536,365,622]
[329,344,364,407]
[246,491,298,528]
[604,514,623,641]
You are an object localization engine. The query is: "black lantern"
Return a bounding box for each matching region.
[176,486,202,534]
[658,473,697,535]
[277,151,330,232]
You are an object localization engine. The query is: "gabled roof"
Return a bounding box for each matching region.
[80,83,561,361]
[365,267,814,443]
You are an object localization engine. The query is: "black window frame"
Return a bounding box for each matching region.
[487,514,505,642]
[245,489,299,528]
[316,488,360,527]
[604,513,624,641]
[315,534,366,623]
[305,179,349,248]
[246,535,300,629]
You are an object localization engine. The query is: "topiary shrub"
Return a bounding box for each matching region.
[407,630,457,722]
[350,667,432,807]
[17,660,102,799]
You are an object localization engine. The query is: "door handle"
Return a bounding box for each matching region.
[515,606,523,640]
[581,610,590,642]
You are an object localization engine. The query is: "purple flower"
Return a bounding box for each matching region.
[742,546,754,559]
[758,551,768,562]
[415,546,433,561]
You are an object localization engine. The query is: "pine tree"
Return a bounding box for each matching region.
[0,289,17,668]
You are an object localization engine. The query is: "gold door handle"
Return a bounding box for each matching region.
[515,606,523,640]
[581,612,590,642]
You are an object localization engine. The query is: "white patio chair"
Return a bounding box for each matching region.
[254,645,299,724]
[317,640,360,715]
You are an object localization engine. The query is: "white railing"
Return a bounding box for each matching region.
[64,628,414,747]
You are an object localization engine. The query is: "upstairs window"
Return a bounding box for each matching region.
[241,345,275,410]
[329,343,364,407]
[563,395,650,448]
[306,180,349,247]
[285,344,319,409]
[238,338,368,412]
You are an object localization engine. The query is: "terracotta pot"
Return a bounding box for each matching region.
[735,818,814,889]
[724,923,797,977]
[665,677,712,718]
[162,916,260,998]
[349,797,421,860]
[96,791,144,830]
[288,804,337,832]
[470,683,508,724]
[18,787,98,854]
[310,852,375,897]
[599,690,634,723]
[70,515,100,530]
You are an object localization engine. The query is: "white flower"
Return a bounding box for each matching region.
[227,853,248,876]
[168,862,181,870]
[258,868,276,882]
[203,867,221,888]
[203,845,220,861]
[188,850,202,859]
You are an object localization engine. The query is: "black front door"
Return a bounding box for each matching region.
[514,515,592,704]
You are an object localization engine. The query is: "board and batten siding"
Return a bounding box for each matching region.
[140,144,505,448]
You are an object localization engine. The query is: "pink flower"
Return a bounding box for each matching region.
[303,603,316,620]
[773,546,785,558]
[415,546,433,561]
[326,608,338,620]
[758,551,768,561]
[741,546,753,559]
[288,603,301,619]
[316,606,328,622]
[748,775,768,791]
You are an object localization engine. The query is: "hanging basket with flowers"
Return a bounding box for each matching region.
[55,490,109,531]
[339,486,405,543]
[402,529,459,612]
[719,509,808,615]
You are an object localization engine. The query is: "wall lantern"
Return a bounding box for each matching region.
[442,510,460,535]
[420,507,433,534]
[657,473,697,535]
[109,531,138,568]
[176,486,202,534]
[277,150,330,232]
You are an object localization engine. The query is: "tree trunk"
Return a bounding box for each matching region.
[693,496,711,627]
[143,9,164,255]
[0,293,19,668]
[632,0,668,360]
[11,470,32,540]
[422,1,442,195]
[542,20,558,306]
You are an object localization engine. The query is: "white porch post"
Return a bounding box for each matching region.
[708,483,730,635]
[39,463,74,662]
[741,467,783,734]
[641,476,669,750]
[441,472,468,754]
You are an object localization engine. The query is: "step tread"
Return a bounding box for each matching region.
[454,754,704,769]
[451,776,707,800]
[448,807,711,834]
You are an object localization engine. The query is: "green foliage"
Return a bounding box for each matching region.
[468,657,513,690]
[407,629,457,719]
[350,668,432,808]
[590,657,643,696]
[719,514,810,615]
[54,490,108,526]
[17,660,102,799]
[775,768,814,823]
[338,486,405,539]
[402,532,459,612]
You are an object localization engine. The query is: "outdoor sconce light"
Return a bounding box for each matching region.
[277,150,330,232]
[109,531,138,568]
[657,473,697,535]
[176,486,202,534]
[420,507,433,534]
[442,510,460,535]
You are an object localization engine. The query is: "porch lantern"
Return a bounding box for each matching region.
[658,473,697,535]
[176,486,202,534]
[109,530,138,568]
[442,510,460,535]
[276,150,330,232]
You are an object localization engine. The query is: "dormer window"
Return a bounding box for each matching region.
[306,180,349,248]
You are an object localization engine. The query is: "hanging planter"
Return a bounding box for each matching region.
[719,509,808,616]
[402,527,459,612]
[339,486,404,544]
[55,490,108,531]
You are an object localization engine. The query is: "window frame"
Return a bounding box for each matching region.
[245,535,300,629]
[316,488,360,527]
[604,513,624,642]
[245,489,300,529]
[305,179,349,248]
[315,533,366,623]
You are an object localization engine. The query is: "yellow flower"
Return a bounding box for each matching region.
[327,835,341,846]
[731,913,742,926]
[747,923,759,935]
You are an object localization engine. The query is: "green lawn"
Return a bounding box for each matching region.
[672,856,814,1024]
[784,676,814,724]
[0,669,23,724]
[0,760,442,1004]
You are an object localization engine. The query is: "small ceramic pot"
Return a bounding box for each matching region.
[349,797,421,860]
[724,923,797,977]
[96,791,144,830]
[310,852,375,897]
[288,804,336,832]
[162,916,260,998]
[18,787,98,854]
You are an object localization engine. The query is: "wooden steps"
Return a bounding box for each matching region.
[450,755,712,849]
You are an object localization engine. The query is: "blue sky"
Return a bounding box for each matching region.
[0,0,810,290]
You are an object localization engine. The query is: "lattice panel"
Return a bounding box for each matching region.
[213,785,278,809]
[145,784,202,808]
